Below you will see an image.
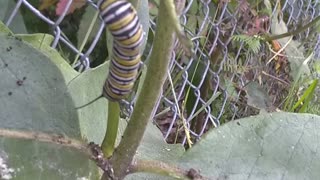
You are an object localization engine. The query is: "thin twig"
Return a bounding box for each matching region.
[167,69,193,147]
[266,36,292,65]
[261,71,290,86]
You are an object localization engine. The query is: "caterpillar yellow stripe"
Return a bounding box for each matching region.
[99,0,144,101]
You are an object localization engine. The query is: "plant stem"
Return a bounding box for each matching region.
[128,0,139,8]
[102,101,120,158]
[128,159,190,179]
[0,128,115,176]
[108,1,177,179]
[72,10,99,66]
[263,16,320,41]
[0,128,89,156]
[194,76,210,135]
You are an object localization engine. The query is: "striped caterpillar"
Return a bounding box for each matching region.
[100,0,144,101]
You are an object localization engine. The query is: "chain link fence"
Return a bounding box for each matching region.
[4,0,320,146]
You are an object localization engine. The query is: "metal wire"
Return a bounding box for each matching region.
[5,0,320,145]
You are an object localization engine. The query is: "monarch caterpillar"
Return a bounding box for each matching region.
[100,0,144,101]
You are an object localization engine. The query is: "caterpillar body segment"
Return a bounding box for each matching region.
[99,0,144,101]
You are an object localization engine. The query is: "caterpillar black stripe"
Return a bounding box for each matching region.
[100,0,144,101]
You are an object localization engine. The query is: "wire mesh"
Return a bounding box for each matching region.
[4,0,320,146]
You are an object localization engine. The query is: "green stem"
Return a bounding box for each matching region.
[263,16,320,41]
[72,10,99,66]
[101,101,120,158]
[128,0,139,8]
[109,1,177,179]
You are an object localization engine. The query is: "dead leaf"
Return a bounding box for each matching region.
[56,0,86,16]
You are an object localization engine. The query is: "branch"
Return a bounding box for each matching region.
[263,16,320,41]
[0,128,88,154]
[128,159,208,180]
[0,128,115,177]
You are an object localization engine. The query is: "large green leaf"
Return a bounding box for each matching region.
[0,21,79,83]
[135,122,185,162]
[125,122,185,180]
[0,1,27,34]
[0,20,12,34]
[179,112,320,180]
[67,62,109,144]
[127,113,320,179]
[0,34,97,179]
[15,33,79,83]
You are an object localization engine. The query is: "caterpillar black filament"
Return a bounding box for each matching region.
[99,0,144,101]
